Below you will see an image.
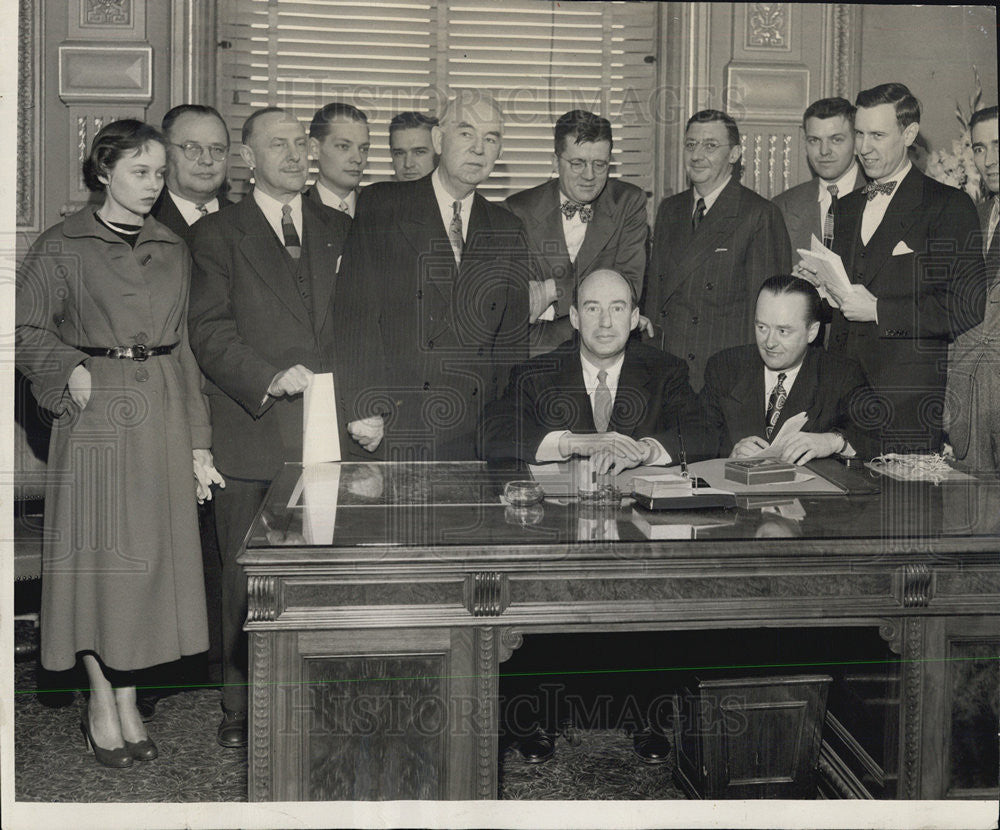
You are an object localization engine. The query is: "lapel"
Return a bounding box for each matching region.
[151,190,190,238]
[610,344,653,435]
[575,183,617,276]
[774,348,821,435]
[672,177,742,282]
[234,192,311,328]
[301,199,339,334]
[463,191,493,270]
[530,180,571,275]
[726,352,767,437]
[560,348,597,432]
[855,166,925,286]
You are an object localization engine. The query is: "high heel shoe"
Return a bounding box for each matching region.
[123,736,158,761]
[80,709,134,768]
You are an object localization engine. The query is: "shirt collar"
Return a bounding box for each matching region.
[764,360,803,396]
[431,168,475,215]
[315,179,357,213]
[816,162,860,202]
[694,175,731,213]
[877,159,911,187]
[579,350,626,394]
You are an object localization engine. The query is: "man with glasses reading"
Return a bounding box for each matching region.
[152,105,233,244]
[645,109,791,390]
[504,110,649,356]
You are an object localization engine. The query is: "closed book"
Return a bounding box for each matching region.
[724,458,797,485]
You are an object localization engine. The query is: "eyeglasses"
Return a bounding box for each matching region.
[683,139,731,153]
[171,142,229,162]
[559,156,610,174]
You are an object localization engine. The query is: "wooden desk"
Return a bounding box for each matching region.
[239,461,1000,801]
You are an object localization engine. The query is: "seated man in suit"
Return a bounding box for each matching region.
[389,111,438,182]
[504,110,649,357]
[701,275,871,463]
[772,97,866,255]
[152,104,232,243]
[305,102,370,217]
[483,267,711,475]
[646,109,791,390]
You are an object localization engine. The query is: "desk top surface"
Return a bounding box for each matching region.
[242,461,1000,563]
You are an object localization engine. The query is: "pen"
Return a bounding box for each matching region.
[677,416,692,486]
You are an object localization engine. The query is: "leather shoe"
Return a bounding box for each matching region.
[516,730,556,764]
[632,727,671,765]
[124,736,159,761]
[217,709,248,749]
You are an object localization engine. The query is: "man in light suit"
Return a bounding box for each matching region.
[187,107,352,748]
[946,105,1000,475]
[772,97,866,255]
[645,109,792,390]
[816,83,984,453]
[503,110,649,356]
[333,91,529,461]
[701,276,871,462]
[152,105,233,244]
[305,102,370,218]
[483,268,710,468]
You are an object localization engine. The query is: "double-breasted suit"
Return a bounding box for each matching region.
[503,178,648,355]
[700,344,872,459]
[333,175,530,460]
[482,339,714,464]
[772,166,866,255]
[645,176,792,390]
[829,166,984,451]
[946,197,1000,472]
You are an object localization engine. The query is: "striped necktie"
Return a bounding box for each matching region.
[281,204,301,260]
[823,184,838,248]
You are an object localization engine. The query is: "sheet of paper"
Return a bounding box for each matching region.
[755,411,809,458]
[301,464,341,545]
[796,234,854,301]
[303,372,341,464]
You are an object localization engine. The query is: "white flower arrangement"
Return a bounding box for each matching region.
[924,67,987,203]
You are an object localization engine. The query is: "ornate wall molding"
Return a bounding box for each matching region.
[70,0,145,40]
[901,617,924,798]
[17,0,41,230]
[476,626,497,798]
[465,571,509,617]
[895,564,934,608]
[248,575,278,622]
[831,4,860,99]
[170,0,220,107]
[746,3,790,51]
[250,633,272,801]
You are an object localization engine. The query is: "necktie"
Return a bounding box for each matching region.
[765,372,787,440]
[823,184,838,249]
[986,195,999,254]
[448,200,463,264]
[560,200,594,223]
[692,197,706,231]
[196,203,209,217]
[864,180,897,201]
[281,204,301,260]
[593,369,613,432]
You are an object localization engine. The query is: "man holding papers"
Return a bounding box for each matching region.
[701,276,871,463]
[804,82,984,453]
[482,268,711,470]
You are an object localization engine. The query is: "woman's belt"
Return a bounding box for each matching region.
[77,343,177,362]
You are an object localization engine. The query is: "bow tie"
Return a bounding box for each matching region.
[561,200,594,222]
[864,181,898,201]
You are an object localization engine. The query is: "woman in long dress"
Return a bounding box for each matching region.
[16,119,222,767]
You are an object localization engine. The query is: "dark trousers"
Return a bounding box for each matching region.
[213,476,270,714]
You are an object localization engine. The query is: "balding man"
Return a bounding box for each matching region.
[333,91,530,460]
[187,107,351,748]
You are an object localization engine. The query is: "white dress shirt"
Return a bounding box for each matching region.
[535,352,671,464]
[817,162,860,217]
[561,207,588,263]
[314,180,357,216]
[431,168,474,240]
[253,188,303,244]
[763,362,803,416]
[861,160,911,245]
[694,175,732,216]
[167,190,220,226]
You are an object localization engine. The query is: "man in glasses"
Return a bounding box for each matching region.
[152,104,233,244]
[645,109,791,390]
[504,110,649,356]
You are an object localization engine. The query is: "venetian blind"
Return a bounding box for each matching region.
[217,0,658,202]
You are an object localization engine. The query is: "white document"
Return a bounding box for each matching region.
[797,234,854,302]
[755,411,809,458]
[301,464,341,545]
[303,372,342,464]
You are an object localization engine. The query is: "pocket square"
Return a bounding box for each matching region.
[714,247,728,253]
[336,255,343,272]
[892,241,914,256]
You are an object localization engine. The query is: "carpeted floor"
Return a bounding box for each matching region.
[14,657,685,802]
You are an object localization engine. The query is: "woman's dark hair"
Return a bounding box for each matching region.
[82,119,167,193]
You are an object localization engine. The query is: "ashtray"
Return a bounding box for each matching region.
[503,480,544,507]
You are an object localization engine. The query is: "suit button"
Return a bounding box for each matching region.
[135,331,148,342]
[691,316,698,324]
[135,367,149,382]
[477,347,485,356]
[659,310,667,318]
[416,290,423,300]
[687,353,696,361]
[422,382,430,390]
[705,282,713,291]
[472,387,478,396]
[427,340,434,349]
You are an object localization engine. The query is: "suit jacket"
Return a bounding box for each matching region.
[645,176,792,390]
[946,196,1000,461]
[772,166,866,255]
[503,178,649,355]
[332,175,530,460]
[482,339,713,463]
[150,189,233,246]
[829,165,985,452]
[187,192,352,479]
[700,344,873,459]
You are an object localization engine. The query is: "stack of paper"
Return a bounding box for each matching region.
[796,234,853,306]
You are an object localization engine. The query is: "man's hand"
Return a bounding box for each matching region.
[730,435,769,458]
[348,415,384,452]
[778,432,841,465]
[68,364,92,409]
[268,364,314,397]
[833,285,877,322]
[559,431,651,471]
[637,314,655,338]
[793,261,839,307]
[528,279,555,323]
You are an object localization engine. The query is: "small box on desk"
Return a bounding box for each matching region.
[724,458,797,485]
